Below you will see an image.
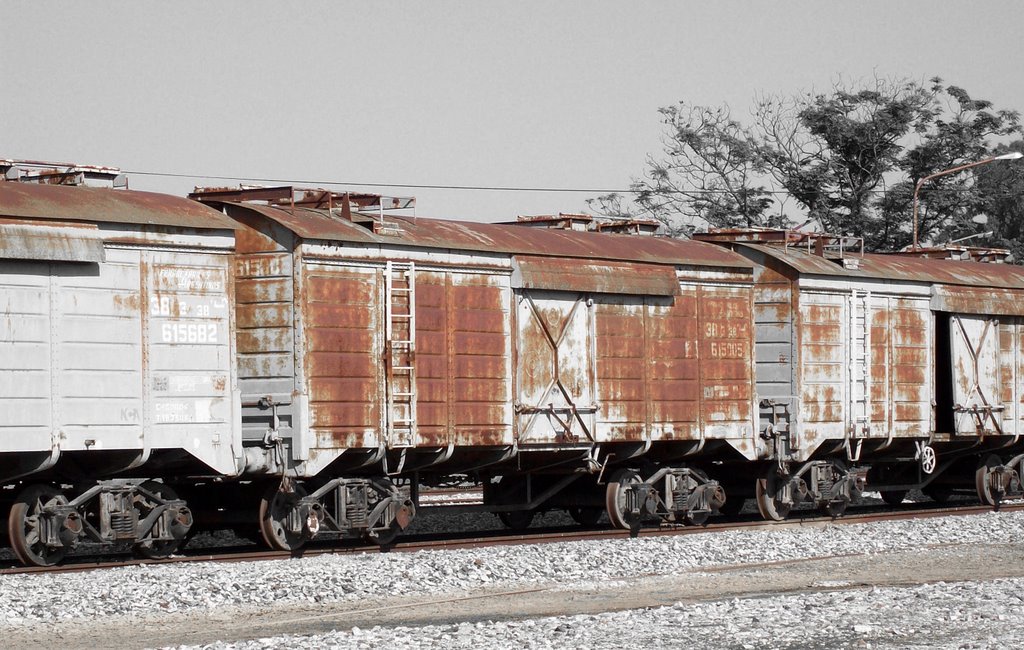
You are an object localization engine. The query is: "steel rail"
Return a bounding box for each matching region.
[2,501,1021,576]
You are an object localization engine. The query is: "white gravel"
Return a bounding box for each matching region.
[1,510,1022,629]
[173,578,1024,649]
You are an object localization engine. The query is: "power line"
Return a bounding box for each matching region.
[125,170,643,194]
[124,169,1021,197]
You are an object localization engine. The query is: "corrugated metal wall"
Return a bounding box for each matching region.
[303,264,383,450]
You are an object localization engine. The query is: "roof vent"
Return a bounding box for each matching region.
[891,245,1013,264]
[0,159,126,188]
[695,228,864,264]
[500,213,661,236]
[189,185,416,234]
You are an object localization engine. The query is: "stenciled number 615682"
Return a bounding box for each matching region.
[161,322,218,343]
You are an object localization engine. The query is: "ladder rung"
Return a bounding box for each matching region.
[393,391,414,397]
[391,313,412,319]
[390,287,411,293]
[393,418,414,424]
[391,340,413,346]
[393,366,414,371]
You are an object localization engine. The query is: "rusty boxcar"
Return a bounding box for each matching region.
[6,166,1024,567]
[0,174,240,565]
[190,186,762,548]
[698,229,1024,519]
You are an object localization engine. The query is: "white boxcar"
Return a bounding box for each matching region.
[0,182,241,482]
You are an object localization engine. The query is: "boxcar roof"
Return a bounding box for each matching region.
[221,202,753,269]
[0,182,237,230]
[740,243,1024,289]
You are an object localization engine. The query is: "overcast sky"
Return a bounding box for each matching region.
[3,1,1023,221]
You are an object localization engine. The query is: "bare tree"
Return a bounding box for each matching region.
[589,105,774,237]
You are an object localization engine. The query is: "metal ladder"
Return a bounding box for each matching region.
[848,289,871,438]
[385,261,417,447]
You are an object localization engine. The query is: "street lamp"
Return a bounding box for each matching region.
[911,151,1023,251]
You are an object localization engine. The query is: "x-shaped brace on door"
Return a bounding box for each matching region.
[952,316,1004,435]
[517,293,596,443]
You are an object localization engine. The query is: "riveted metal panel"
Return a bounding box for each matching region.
[412,270,449,446]
[594,295,648,441]
[0,182,236,229]
[235,252,297,444]
[515,289,595,445]
[0,222,105,263]
[797,292,848,450]
[932,285,1024,317]
[512,255,680,296]
[592,280,756,455]
[0,239,238,479]
[751,263,797,448]
[303,263,383,450]
[448,273,513,447]
[142,251,235,472]
[0,260,54,456]
[868,296,932,440]
[949,314,1002,435]
[209,201,753,269]
[693,283,756,446]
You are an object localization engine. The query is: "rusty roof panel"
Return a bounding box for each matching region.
[512,255,681,296]
[0,182,237,230]
[738,243,1024,290]
[212,201,753,269]
[233,204,379,244]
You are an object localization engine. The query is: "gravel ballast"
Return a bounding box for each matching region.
[1,510,1022,628]
[174,577,1024,650]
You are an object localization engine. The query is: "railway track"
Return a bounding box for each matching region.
[3,500,1021,576]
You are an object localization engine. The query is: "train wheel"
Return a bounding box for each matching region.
[258,483,309,552]
[7,484,69,567]
[497,510,535,530]
[133,481,187,560]
[605,468,642,530]
[819,497,849,518]
[686,508,711,527]
[568,507,603,526]
[717,496,746,517]
[924,485,952,503]
[755,469,792,522]
[879,490,908,506]
[363,477,409,546]
[975,454,1002,507]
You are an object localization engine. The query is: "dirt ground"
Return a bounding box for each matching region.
[7,541,1024,649]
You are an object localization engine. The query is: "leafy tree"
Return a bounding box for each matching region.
[976,140,1024,260]
[877,80,1022,250]
[754,78,933,243]
[603,77,1023,251]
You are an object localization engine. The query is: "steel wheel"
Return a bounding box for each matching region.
[820,497,849,518]
[755,468,792,522]
[497,510,536,530]
[879,490,908,506]
[363,477,411,546]
[717,496,746,517]
[133,481,188,560]
[605,468,642,530]
[686,507,711,526]
[568,506,603,526]
[7,484,69,567]
[976,454,1002,507]
[924,485,953,503]
[258,483,309,551]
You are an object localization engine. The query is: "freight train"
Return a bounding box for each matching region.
[1,160,1023,566]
